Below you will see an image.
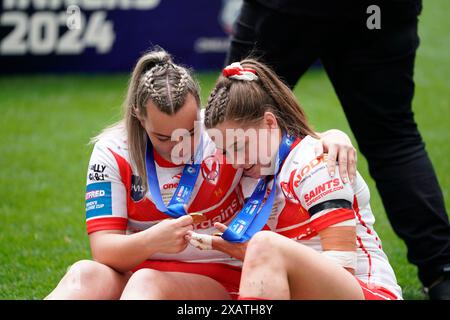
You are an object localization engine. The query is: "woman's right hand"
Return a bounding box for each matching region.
[186,222,248,261]
[146,215,194,254]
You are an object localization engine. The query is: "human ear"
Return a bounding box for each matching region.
[134,107,146,128]
[263,111,278,130]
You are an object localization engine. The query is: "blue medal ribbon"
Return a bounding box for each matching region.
[145,136,203,218]
[222,134,296,243]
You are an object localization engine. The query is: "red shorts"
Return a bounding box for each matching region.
[133,260,242,299]
[356,278,399,300]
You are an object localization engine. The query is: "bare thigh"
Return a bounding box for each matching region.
[241,231,364,300]
[46,260,132,300]
[121,268,232,300]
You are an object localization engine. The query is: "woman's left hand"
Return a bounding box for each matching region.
[186,222,248,261]
[316,129,357,184]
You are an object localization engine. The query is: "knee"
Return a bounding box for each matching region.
[70,259,105,277]
[121,269,168,299]
[127,268,163,285]
[245,231,282,265]
[46,260,112,299]
[64,260,110,287]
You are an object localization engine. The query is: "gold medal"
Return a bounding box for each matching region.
[189,212,206,223]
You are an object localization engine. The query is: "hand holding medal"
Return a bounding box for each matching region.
[187,222,248,261]
[189,212,206,224]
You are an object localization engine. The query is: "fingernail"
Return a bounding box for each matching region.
[342,177,347,184]
[330,171,335,177]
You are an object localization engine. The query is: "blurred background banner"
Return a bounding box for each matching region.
[0,0,243,73]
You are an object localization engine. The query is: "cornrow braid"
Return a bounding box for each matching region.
[143,63,171,107]
[141,62,198,116]
[205,85,230,128]
[164,64,175,113]
[174,66,190,104]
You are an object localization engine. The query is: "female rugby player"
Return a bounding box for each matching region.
[194,60,402,300]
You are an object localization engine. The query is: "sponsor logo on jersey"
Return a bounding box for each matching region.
[85,189,105,200]
[131,175,145,202]
[88,163,109,181]
[91,164,106,173]
[194,196,243,230]
[162,173,181,190]
[201,155,221,185]
[85,182,112,219]
[304,178,343,206]
[293,155,326,188]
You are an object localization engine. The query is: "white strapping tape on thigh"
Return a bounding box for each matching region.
[189,232,213,250]
[321,250,357,270]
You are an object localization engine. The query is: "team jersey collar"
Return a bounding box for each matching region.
[153,148,183,168]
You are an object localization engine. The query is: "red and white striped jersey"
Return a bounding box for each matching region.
[85,124,245,266]
[242,135,402,298]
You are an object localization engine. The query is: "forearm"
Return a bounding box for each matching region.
[90,231,159,273]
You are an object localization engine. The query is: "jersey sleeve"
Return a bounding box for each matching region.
[292,157,356,232]
[85,140,128,234]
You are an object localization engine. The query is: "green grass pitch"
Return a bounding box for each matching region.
[0,2,448,299]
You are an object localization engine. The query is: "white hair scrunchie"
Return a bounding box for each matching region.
[222,62,258,81]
